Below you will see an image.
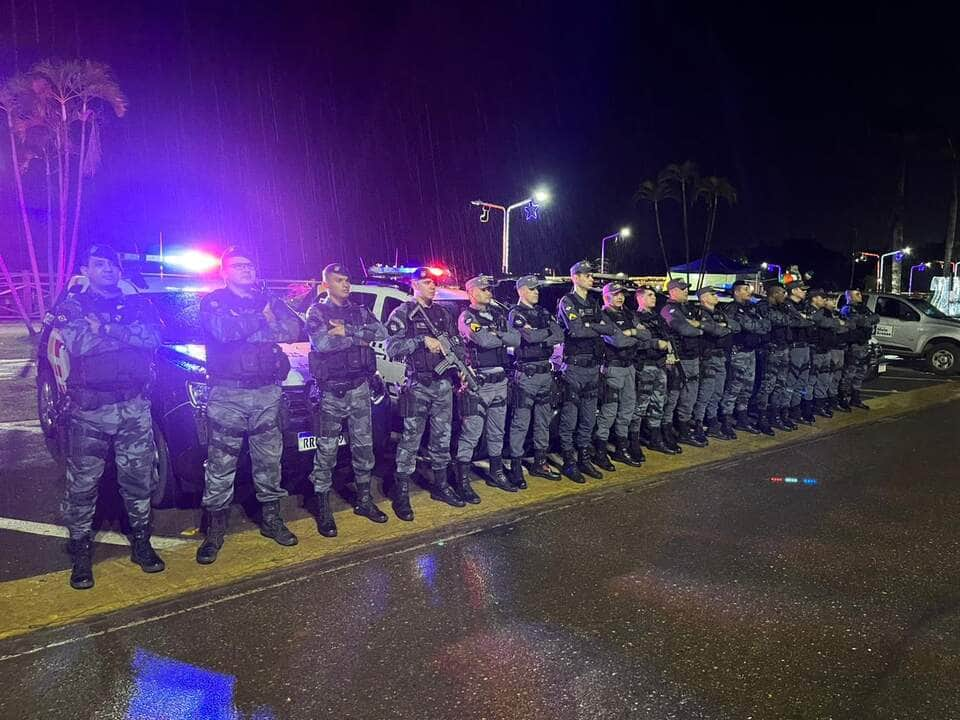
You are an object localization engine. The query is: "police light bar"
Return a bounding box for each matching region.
[366,264,454,284]
[119,250,221,274]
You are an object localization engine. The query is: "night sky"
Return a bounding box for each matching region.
[2,1,959,288]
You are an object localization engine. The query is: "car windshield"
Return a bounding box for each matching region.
[910,298,950,320]
[150,291,205,343]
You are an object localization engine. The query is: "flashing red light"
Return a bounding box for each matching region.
[428,267,445,277]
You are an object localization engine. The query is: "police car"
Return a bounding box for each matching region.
[36,254,471,508]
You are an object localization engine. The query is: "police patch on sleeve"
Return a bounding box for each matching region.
[470,322,481,332]
[513,315,525,327]
[388,320,402,333]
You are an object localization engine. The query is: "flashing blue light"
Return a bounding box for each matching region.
[161,249,220,273]
[803,478,818,485]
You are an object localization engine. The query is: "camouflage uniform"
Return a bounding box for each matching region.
[53,287,161,540]
[200,288,303,512]
[661,298,705,445]
[631,309,670,433]
[829,314,848,404]
[721,297,770,431]
[385,299,465,513]
[693,303,735,435]
[840,301,879,408]
[783,297,815,419]
[305,294,387,531]
[755,299,793,432]
[809,302,847,415]
[506,300,563,466]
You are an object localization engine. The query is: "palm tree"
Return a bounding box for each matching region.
[634,178,675,278]
[659,161,700,282]
[0,76,46,319]
[695,176,738,288]
[944,139,958,292]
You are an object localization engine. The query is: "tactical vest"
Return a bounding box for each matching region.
[205,290,291,385]
[401,301,453,374]
[814,310,836,352]
[666,301,702,359]
[562,293,604,359]
[602,307,638,364]
[702,307,733,353]
[765,305,791,346]
[636,310,668,363]
[66,292,154,392]
[729,302,763,350]
[463,306,509,369]
[845,305,873,344]
[512,304,554,362]
[308,301,378,383]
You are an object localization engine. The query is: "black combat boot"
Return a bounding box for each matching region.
[591,439,616,471]
[430,466,468,505]
[130,527,165,573]
[648,426,680,454]
[68,535,94,589]
[260,501,298,546]
[452,462,481,504]
[197,509,229,564]
[719,415,738,440]
[638,421,653,448]
[735,409,761,435]
[705,416,725,440]
[611,435,643,466]
[801,400,817,423]
[836,394,853,412]
[660,423,683,453]
[578,448,604,478]
[850,391,870,410]
[507,458,527,489]
[561,450,586,483]
[391,474,415,521]
[313,491,338,537]
[780,407,798,430]
[814,399,833,418]
[528,451,561,479]
[692,420,710,446]
[677,421,707,448]
[756,408,776,436]
[484,457,518,493]
[353,484,388,524]
[628,431,645,460]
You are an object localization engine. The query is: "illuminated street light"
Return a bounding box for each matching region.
[855,250,881,291]
[600,227,631,274]
[879,247,911,293]
[908,262,931,294]
[761,262,782,282]
[471,186,552,274]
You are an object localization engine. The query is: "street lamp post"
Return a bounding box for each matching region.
[855,250,881,291]
[471,187,551,274]
[878,246,911,293]
[908,262,931,294]
[761,262,782,282]
[600,227,631,274]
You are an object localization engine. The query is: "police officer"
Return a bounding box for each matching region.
[839,289,879,410]
[660,279,706,447]
[826,294,849,412]
[693,286,736,441]
[630,285,679,456]
[196,247,303,565]
[506,275,563,485]
[456,275,521,496]
[51,244,164,589]
[384,268,466,518]
[807,288,849,418]
[593,282,645,468]
[755,283,795,434]
[556,261,612,482]
[721,280,769,435]
[305,263,388,537]
[783,279,816,425]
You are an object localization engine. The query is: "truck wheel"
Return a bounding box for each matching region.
[36,367,66,466]
[925,342,959,376]
[152,421,179,508]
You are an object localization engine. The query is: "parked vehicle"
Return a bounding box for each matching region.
[866,293,960,375]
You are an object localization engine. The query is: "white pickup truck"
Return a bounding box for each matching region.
[866,293,960,375]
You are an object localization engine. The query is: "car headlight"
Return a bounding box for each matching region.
[186,380,210,409]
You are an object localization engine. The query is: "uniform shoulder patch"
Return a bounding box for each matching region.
[470,322,481,332]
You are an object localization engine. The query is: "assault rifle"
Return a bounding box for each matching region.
[410,303,481,393]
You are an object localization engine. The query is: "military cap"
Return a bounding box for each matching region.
[807,288,827,300]
[516,274,543,290]
[465,275,494,291]
[635,284,660,294]
[220,246,255,263]
[322,263,350,281]
[697,285,718,298]
[602,282,627,295]
[731,280,752,291]
[82,244,121,267]
[409,267,436,281]
[570,260,595,275]
[666,278,689,291]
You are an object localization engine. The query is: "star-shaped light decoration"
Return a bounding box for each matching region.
[524,201,540,222]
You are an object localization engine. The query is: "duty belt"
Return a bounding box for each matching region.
[564,355,597,368]
[703,349,727,358]
[209,377,279,389]
[477,369,507,384]
[789,341,808,348]
[318,375,368,395]
[604,358,635,368]
[68,387,143,408]
[515,361,552,376]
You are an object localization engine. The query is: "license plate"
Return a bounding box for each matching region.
[296,432,347,451]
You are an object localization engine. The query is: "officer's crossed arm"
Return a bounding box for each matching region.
[53,297,109,356]
[384,308,419,361]
[256,297,304,343]
[100,297,163,350]
[459,310,504,349]
[600,313,638,349]
[700,314,732,337]
[631,323,656,350]
[345,308,387,344]
[200,296,267,343]
[306,303,352,352]
[663,306,703,337]
[509,309,550,344]
[558,297,601,338]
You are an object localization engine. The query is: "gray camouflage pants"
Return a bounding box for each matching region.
[63,395,156,539]
[558,362,600,451]
[813,352,832,400]
[829,349,845,396]
[694,353,727,422]
[456,375,508,462]
[631,363,667,431]
[203,385,287,512]
[595,364,636,441]
[841,343,870,396]
[674,358,701,423]
[310,380,375,494]
[721,350,756,415]
[395,378,453,476]
[507,369,555,458]
[757,347,789,410]
[787,345,811,408]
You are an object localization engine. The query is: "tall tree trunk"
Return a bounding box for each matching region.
[4,110,46,316]
[55,130,66,293]
[44,152,55,302]
[654,200,672,278]
[0,252,33,333]
[697,202,719,290]
[945,141,958,294]
[55,105,71,295]
[681,182,690,283]
[67,108,89,286]
[890,149,907,293]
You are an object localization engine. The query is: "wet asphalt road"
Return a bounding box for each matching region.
[1,398,958,718]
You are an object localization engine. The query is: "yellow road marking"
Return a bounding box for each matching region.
[2,383,958,642]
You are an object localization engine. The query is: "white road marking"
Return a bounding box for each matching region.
[0,517,189,549]
[0,358,33,380]
[861,389,899,394]
[0,420,43,433]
